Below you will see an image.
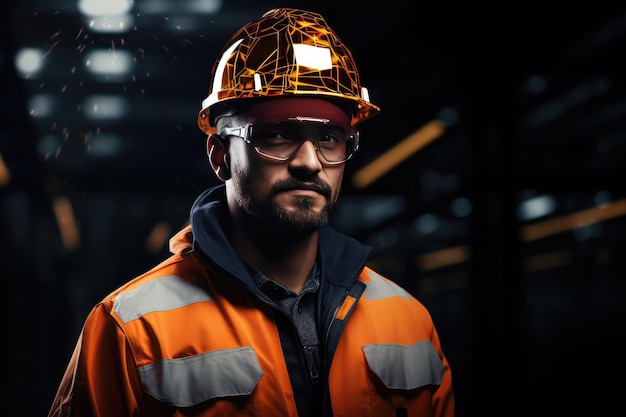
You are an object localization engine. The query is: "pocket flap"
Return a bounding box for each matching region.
[139,346,263,407]
[363,341,444,390]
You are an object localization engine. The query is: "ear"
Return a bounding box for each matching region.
[207,134,231,181]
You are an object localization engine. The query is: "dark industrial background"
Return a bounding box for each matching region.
[2,0,625,416]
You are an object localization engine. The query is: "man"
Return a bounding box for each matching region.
[48,8,455,417]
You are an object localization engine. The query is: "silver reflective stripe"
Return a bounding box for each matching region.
[363,270,412,301]
[139,347,263,407]
[113,275,211,323]
[363,341,444,390]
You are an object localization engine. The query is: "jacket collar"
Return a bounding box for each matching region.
[186,184,372,292]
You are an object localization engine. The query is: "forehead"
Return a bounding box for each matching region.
[240,98,352,126]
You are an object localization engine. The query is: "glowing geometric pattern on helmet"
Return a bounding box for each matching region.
[198,8,380,134]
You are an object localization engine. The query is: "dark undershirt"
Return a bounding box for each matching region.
[250,263,323,417]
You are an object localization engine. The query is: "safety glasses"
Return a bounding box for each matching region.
[222,116,359,165]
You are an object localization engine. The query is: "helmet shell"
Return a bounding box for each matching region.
[198,8,380,134]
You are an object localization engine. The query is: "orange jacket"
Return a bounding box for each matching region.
[49,186,454,417]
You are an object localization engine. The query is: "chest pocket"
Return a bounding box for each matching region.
[363,341,444,390]
[139,346,263,407]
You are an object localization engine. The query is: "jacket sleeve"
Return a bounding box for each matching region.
[430,321,455,417]
[47,303,153,417]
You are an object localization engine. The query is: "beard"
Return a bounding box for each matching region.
[272,194,330,235]
[234,175,335,238]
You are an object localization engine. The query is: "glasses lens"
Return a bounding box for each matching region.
[249,122,358,163]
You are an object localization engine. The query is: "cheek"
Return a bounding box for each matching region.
[227,141,253,176]
[326,167,345,202]
[229,156,250,177]
[229,152,274,195]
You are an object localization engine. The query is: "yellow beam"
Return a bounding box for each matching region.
[520,198,626,241]
[351,119,445,189]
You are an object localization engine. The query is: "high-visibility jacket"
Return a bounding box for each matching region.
[48,185,455,417]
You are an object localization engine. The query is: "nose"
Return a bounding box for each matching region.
[290,138,322,171]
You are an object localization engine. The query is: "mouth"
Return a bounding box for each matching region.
[273,178,332,199]
[275,182,328,199]
[287,183,323,193]
[281,187,322,199]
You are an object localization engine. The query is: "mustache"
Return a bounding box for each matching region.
[271,177,332,199]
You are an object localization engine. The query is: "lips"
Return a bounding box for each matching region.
[272,178,331,199]
[280,187,323,201]
[275,184,328,200]
[286,183,324,193]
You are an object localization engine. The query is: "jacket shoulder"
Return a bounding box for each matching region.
[100,253,205,315]
[358,266,435,318]
[358,267,413,300]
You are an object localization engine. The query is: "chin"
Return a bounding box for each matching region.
[275,207,329,234]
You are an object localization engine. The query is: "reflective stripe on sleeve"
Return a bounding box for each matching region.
[113,275,212,323]
[363,341,444,390]
[363,270,412,301]
[139,346,263,407]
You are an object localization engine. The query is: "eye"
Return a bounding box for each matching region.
[318,133,340,145]
[257,128,294,146]
[317,126,347,147]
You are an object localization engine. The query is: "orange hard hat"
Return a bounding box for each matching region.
[198,8,380,135]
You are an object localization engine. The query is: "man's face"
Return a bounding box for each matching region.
[222,98,352,237]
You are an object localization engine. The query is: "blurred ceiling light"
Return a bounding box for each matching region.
[451,197,472,217]
[375,227,399,248]
[437,107,459,126]
[524,74,548,94]
[363,196,407,224]
[414,213,440,235]
[523,77,610,128]
[27,94,56,118]
[83,95,130,120]
[14,47,44,78]
[333,195,407,232]
[137,0,222,13]
[78,0,134,16]
[87,133,124,157]
[86,14,133,33]
[517,194,556,221]
[84,49,133,79]
[594,190,613,205]
[37,134,62,159]
[187,0,223,13]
